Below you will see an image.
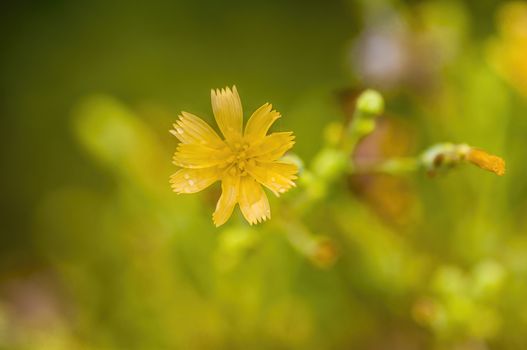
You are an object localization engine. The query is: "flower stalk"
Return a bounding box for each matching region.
[341,89,385,154]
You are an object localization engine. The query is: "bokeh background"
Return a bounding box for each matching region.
[1,0,527,349]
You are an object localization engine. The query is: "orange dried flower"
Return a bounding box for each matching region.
[466,148,506,176]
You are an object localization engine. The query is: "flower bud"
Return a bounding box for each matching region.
[356,89,385,117]
[312,148,348,181]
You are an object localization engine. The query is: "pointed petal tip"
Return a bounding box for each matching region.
[212,215,223,227]
[179,111,192,120]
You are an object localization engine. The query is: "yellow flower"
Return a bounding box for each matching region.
[170,86,298,227]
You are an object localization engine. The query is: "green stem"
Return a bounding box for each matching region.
[348,157,421,175]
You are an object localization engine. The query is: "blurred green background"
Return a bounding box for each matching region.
[1,0,527,349]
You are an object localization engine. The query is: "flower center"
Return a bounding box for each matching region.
[222,142,256,177]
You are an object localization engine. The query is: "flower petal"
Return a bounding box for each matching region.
[211,86,243,143]
[170,112,225,148]
[213,175,240,227]
[246,132,295,162]
[238,176,271,225]
[244,103,281,141]
[172,143,229,168]
[246,161,298,196]
[170,167,220,194]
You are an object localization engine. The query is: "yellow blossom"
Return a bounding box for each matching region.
[170,86,298,227]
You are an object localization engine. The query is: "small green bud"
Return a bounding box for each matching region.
[356,89,384,116]
[299,170,327,199]
[312,148,348,181]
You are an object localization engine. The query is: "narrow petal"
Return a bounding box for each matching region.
[172,143,230,168]
[246,161,298,196]
[238,176,271,225]
[246,132,295,162]
[170,167,220,194]
[244,103,281,141]
[213,175,240,227]
[170,112,225,148]
[211,86,243,143]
